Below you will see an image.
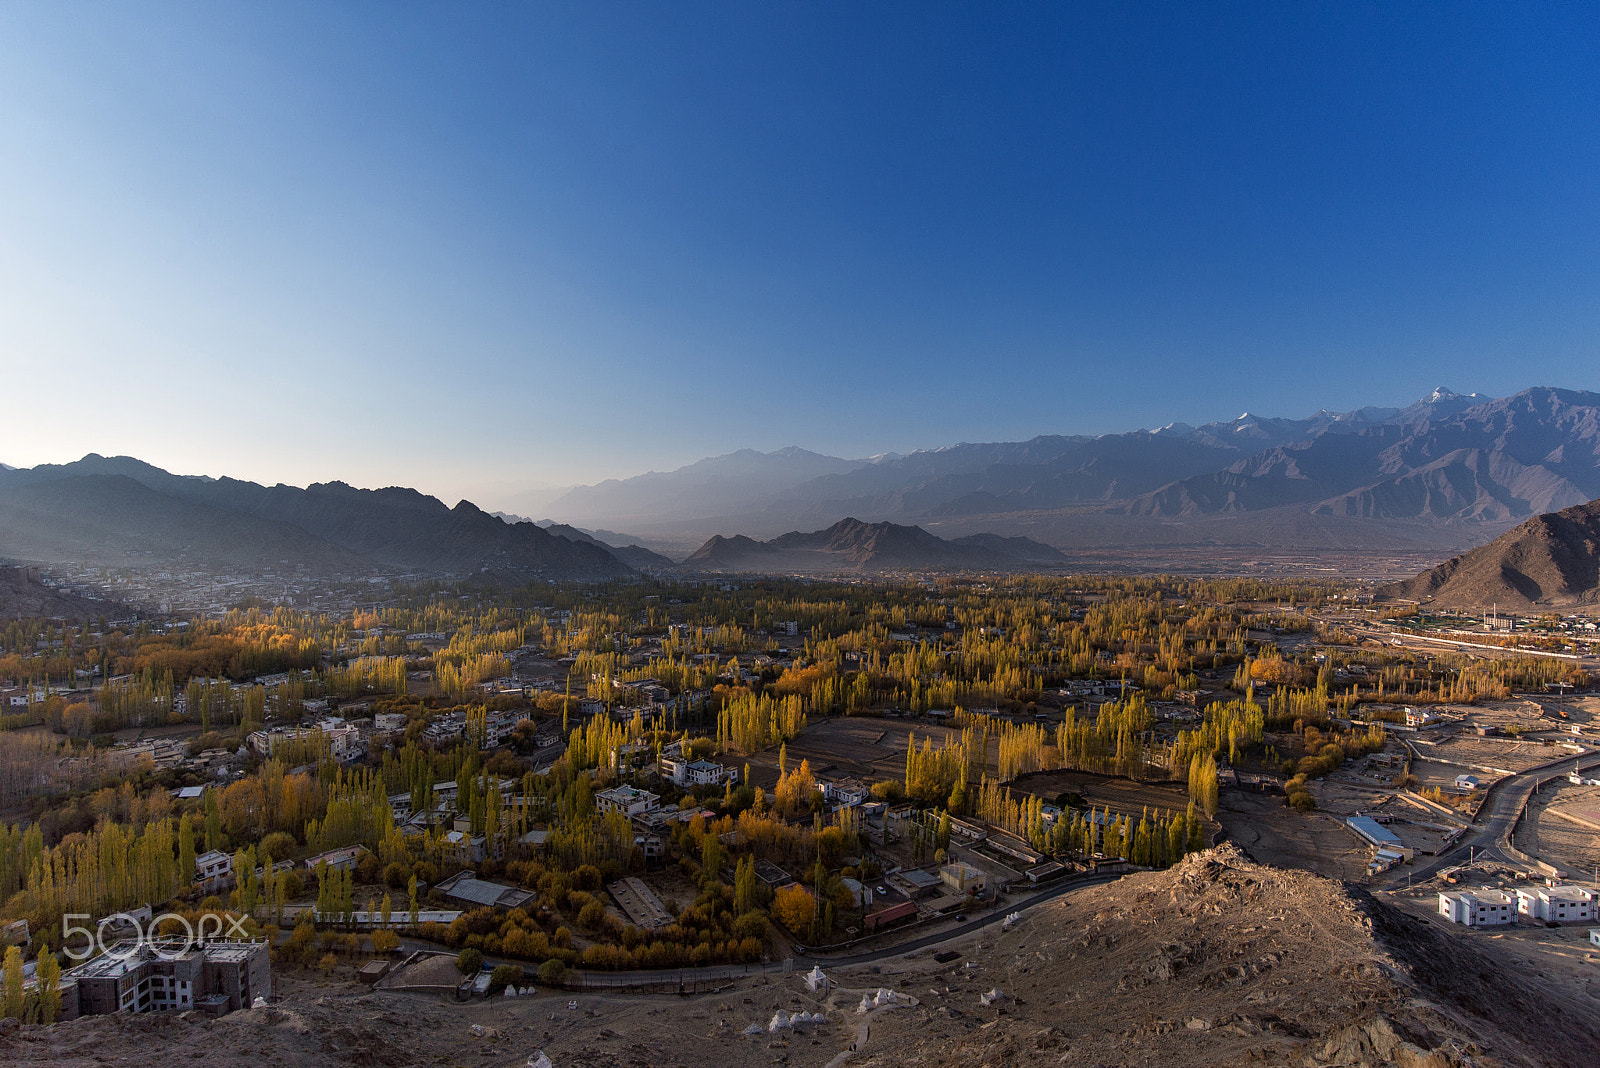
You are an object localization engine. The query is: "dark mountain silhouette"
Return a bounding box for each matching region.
[682,518,1066,572]
[1379,497,1600,609]
[0,457,633,581]
[537,522,676,570]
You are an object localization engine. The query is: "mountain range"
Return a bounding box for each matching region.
[682,517,1068,572]
[1380,497,1600,610]
[542,387,1600,555]
[0,456,631,582]
[0,456,1047,582]
[9,385,1600,585]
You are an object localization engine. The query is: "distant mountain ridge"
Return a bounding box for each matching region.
[546,446,867,525]
[534,522,677,570]
[1379,497,1600,610]
[0,456,633,581]
[541,387,1600,557]
[682,517,1068,572]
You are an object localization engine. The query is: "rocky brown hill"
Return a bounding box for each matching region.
[1379,496,1600,609]
[0,566,123,620]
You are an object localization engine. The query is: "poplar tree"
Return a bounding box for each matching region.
[1,946,22,1020]
[36,952,61,1024]
[178,815,196,887]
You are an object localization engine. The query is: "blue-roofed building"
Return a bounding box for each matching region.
[1345,815,1414,869]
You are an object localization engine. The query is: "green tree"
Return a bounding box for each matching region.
[36,951,61,1024]
[178,815,196,888]
[456,947,483,975]
[2,946,22,1020]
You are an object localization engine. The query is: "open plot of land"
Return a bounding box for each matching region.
[745,715,970,788]
[1520,780,1600,877]
[1217,790,1375,880]
[1407,758,1498,797]
[12,848,1600,1067]
[1304,782,1458,858]
[1008,768,1196,821]
[1458,699,1564,733]
[1412,729,1573,774]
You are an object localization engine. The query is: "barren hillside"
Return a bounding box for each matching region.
[1380,496,1600,609]
[6,847,1594,1067]
[0,566,120,620]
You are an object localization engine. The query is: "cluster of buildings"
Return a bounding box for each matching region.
[247,719,364,762]
[1438,883,1596,927]
[1344,815,1416,876]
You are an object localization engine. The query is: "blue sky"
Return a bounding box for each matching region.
[1,3,1596,509]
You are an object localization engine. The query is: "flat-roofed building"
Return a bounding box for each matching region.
[59,939,269,1020]
[195,849,233,890]
[1515,885,1595,923]
[434,870,536,911]
[940,861,987,895]
[1439,889,1515,926]
[596,785,660,818]
[660,756,736,788]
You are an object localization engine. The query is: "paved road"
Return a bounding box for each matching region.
[1379,749,1600,887]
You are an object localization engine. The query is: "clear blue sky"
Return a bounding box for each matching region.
[1,3,1596,508]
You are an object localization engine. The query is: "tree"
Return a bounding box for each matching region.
[408,875,420,928]
[537,958,567,986]
[456,947,484,975]
[2,946,23,1020]
[178,814,196,888]
[489,963,524,992]
[1188,752,1219,819]
[36,952,61,1024]
[772,884,815,934]
[380,892,393,929]
[370,929,401,954]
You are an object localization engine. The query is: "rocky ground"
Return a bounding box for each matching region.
[5,846,1596,1067]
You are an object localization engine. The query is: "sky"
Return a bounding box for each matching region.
[1,3,1597,510]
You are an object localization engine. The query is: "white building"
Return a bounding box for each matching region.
[596,786,660,818]
[819,778,870,808]
[194,850,232,888]
[1439,889,1515,926]
[247,721,361,762]
[373,712,407,732]
[1454,774,1481,792]
[1515,885,1595,923]
[660,756,737,788]
[1405,707,1440,728]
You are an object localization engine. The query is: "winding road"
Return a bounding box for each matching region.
[1379,748,1600,887]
